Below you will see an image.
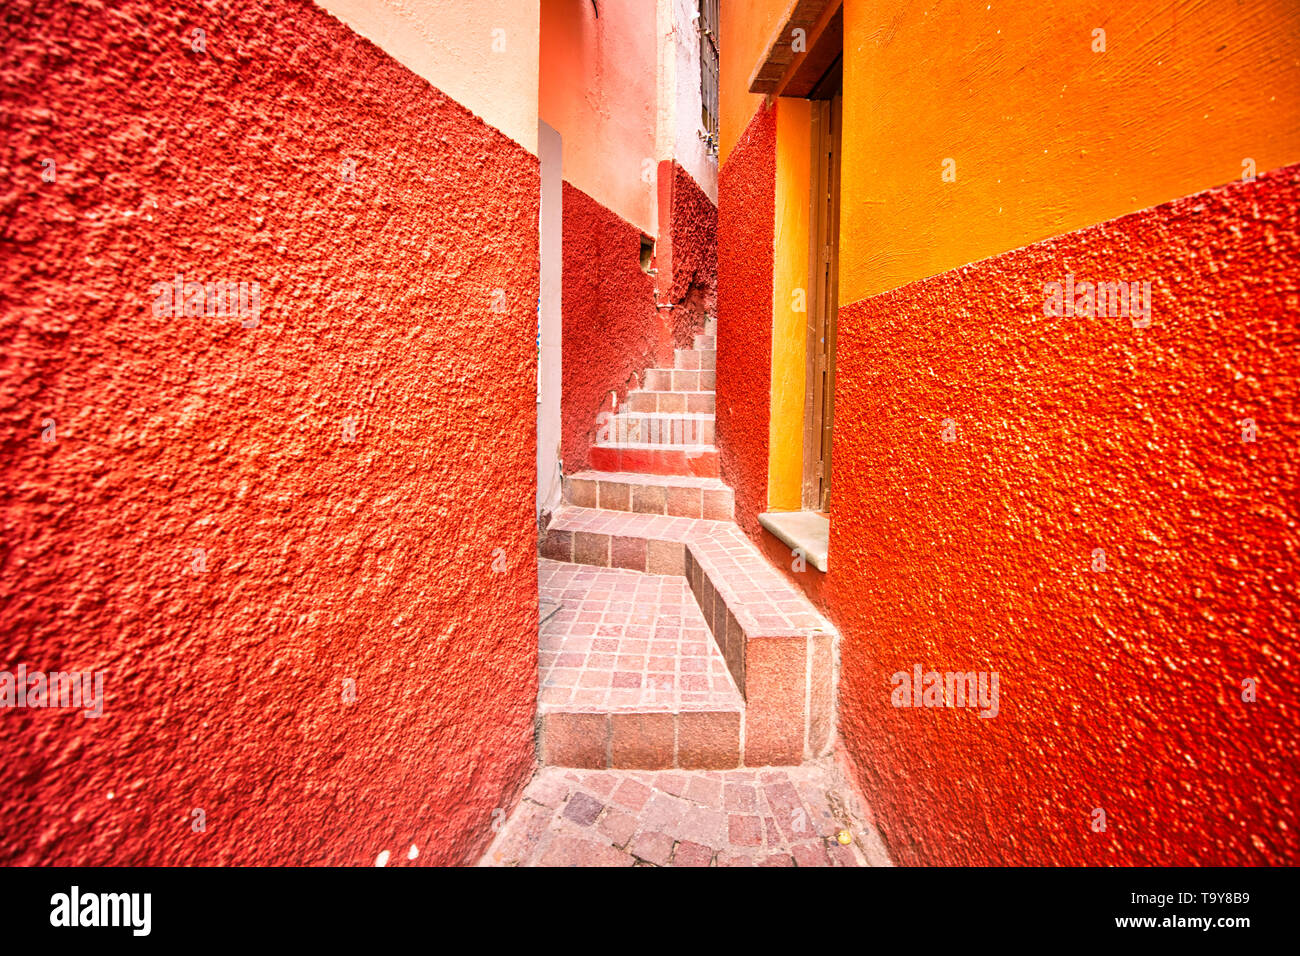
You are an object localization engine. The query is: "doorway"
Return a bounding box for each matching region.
[802,59,842,514]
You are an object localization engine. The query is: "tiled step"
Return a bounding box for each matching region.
[694,334,715,350]
[541,506,837,766]
[589,443,719,478]
[642,369,716,392]
[605,412,714,446]
[623,390,714,415]
[564,470,734,520]
[538,560,744,769]
[674,348,716,371]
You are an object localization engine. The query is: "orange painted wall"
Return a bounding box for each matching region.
[719,0,785,165]
[540,0,659,233]
[839,0,1300,301]
[717,0,1300,867]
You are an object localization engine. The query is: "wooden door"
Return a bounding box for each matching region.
[803,67,842,513]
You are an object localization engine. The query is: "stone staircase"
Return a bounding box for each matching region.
[587,328,720,477]
[538,317,838,770]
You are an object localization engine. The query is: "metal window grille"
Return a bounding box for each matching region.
[699,0,719,152]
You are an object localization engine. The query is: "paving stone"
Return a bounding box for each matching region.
[639,790,696,835]
[630,830,675,866]
[765,779,809,842]
[527,775,572,809]
[680,774,720,806]
[538,560,742,716]
[827,842,859,867]
[723,782,757,813]
[675,804,727,847]
[479,799,553,867]
[656,773,690,797]
[563,791,604,827]
[729,814,763,846]
[792,842,831,868]
[483,766,882,868]
[611,777,653,812]
[577,772,620,799]
[598,808,639,848]
[671,840,715,867]
[539,835,634,868]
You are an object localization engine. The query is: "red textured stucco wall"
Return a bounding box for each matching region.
[716,102,777,537]
[828,165,1300,865]
[663,161,717,351]
[0,0,539,866]
[561,182,660,473]
[560,176,712,474]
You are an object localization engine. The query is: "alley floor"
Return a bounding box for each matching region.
[479,763,892,867]
[538,559,744,713]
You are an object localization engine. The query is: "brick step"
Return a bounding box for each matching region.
[538,559,744,769]
[673,348,716,371]
[623,390,714,415]
[564,470,734,520]
[605,412,714,447]
[588,443,719,478]
[642,369,716,392]
[540,506,836,766]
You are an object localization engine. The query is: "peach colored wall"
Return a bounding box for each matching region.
[541,0,659,233]
[839,0,1300,301]
[314,0,540,153]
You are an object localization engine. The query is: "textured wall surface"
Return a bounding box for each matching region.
[665,161,717,350]
[541,0,658,232]
[314,0,540,154]
[560,182,660,474]
[0,0,539,866]
[716,102,777,537]
[839,0,1300,302]
[829,166,1300,865]
[561,178,710,475]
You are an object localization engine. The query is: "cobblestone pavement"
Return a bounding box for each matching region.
[479,762,892,867]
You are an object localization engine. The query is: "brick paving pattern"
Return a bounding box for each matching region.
[480,764,892,867]
[539,559,743,713]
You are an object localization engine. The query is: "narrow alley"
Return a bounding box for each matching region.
[1,0,1296,893]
